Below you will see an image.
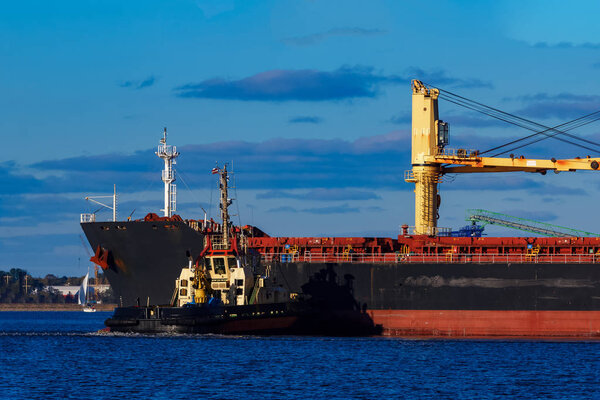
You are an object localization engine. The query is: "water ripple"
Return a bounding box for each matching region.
[1,312,599,399]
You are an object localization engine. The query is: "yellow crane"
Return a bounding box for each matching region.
[406,80,600,236]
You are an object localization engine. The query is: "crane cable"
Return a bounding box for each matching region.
[490,115,600,157]
[435,85,600,147]
[436,94,600,153]
[439,92,600,155]
[438,93,600,153]
[425,83,600,156]
[438,92,600,155]
[438,87,600,146]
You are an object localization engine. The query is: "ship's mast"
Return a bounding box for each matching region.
[156,128,179,217]
[219,165,232,247]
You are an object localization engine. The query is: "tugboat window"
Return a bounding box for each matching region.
[213,257,226,275]
[204,258,212,271]
[228,257,237,268]
[180,288,187,296]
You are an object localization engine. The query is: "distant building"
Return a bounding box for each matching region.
[46,284,110,298]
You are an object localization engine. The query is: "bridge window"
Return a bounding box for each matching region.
[213,258,226,275]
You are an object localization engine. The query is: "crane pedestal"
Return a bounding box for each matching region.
[412,165,441,236]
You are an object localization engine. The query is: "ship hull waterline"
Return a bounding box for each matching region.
[369,310,600,338]
[105,309,600,338]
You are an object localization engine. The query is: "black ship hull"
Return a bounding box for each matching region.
[81,220,205,305]
[82,221,600,337]
[273,262,600,311]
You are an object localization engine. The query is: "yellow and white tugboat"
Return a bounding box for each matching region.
[105,165,380,336]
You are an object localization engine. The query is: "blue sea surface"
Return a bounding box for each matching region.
[1,312,599,399]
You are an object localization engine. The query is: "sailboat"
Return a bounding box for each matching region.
[78,271,96,312]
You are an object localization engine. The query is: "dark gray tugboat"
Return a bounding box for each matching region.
[104,165,380,336]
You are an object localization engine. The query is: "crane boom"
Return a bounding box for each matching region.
[406,79,600,235]
[433,154,600,173]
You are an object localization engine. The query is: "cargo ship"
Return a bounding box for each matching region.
[82,81,600,338]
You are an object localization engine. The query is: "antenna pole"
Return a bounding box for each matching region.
[220,165,230,246]
[113,184,117,222]
[83,187,118,222]
[201,207,208,225]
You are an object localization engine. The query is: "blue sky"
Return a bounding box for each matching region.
[3,0,600,276]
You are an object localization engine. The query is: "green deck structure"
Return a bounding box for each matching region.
[467,209,599,237]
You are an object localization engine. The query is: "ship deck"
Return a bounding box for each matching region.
[259,252,600,264]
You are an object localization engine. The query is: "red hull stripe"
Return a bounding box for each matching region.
[368,310,600,338]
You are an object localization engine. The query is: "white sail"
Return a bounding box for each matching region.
[78,272,89,305]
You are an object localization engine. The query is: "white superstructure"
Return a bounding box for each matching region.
[156,128,179,217]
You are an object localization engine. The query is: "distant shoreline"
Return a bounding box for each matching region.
[0,303,117,312]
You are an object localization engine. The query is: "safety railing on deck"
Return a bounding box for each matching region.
[259,253,600,265]
[435,148,480,159]
[80,213,96,223]
[405,226,452,236]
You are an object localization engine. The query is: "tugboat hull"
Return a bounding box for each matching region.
[105,303,381,336]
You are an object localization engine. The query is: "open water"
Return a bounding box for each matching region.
[0,312,599,399]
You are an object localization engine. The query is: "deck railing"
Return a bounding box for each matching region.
[259,252,600,265]
[80,213,96,223]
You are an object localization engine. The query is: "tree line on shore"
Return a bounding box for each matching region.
[0,268,116,304]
